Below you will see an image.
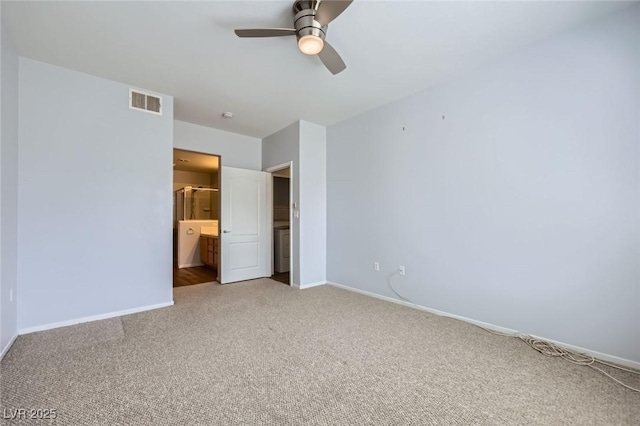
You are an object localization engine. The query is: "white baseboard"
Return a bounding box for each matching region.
[298,281,326,290]
[18,301,174,335]
[0,333,18,361]
[326,281,640,371]
[178,262,203,269]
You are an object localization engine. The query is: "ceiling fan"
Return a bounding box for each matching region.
[234,0,353,75]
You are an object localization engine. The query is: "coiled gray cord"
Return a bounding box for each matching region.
[388,271,640,392]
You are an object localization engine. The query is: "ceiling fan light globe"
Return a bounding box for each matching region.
[298,35,324,55]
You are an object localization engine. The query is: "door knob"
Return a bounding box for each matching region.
[223,230,230,233]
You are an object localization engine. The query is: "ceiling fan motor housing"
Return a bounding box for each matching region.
[233,0,349,74]
[293,0,327,42]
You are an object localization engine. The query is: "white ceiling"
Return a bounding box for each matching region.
[2,1,634,138]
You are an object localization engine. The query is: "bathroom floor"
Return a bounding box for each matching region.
[173,266,217,287]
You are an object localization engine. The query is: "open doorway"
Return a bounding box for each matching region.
[269,164,292,285]
[173,149,221,287]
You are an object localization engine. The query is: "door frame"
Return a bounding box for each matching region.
[171,148,222,284]
[266,161,294,284]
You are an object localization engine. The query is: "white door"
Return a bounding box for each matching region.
[220,167,271,284]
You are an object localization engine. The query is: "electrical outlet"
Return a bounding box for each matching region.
[10,288,13,302]
[399,265,406,276]
[373,262,380,271]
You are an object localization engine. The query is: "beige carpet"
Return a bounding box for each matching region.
[1,279,638,425]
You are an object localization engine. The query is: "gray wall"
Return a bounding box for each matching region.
[262,121,327,287]
[299,121,327,285]
[18,59,174,330]
[174,120,261,170]
[327,7,640,363]
[1,23,19,354]
[262,122,301,286]
[273,177,290,207]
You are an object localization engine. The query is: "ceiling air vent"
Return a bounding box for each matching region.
[129,89,162,115]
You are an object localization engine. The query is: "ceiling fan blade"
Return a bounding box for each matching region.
[315,0,353,26]
[234,28,296,38]
[318,41,346,75]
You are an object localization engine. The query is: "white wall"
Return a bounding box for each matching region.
[174,120,261,170]
[327,7,640,364]
[262,122,301,286]
[1,22,20,355]
[299,121,327,286]
[18,59,174,331]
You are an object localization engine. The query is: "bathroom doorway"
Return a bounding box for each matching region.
[173,149,221,287]
[269,164,292,285]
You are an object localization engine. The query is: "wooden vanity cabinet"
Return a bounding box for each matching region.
[200,235,218,268]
